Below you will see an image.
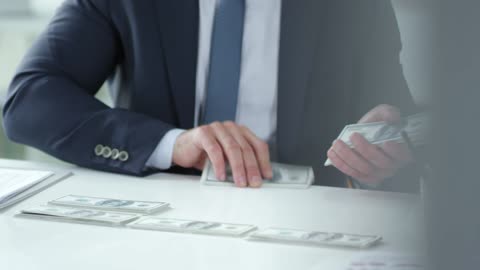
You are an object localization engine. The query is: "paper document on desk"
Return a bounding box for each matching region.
[0,168,54,204]
[129,217,257,237]
[201,161,314,189]
[49,195,170,214]
[248,227,382,248]
[0,168,73,211]
[18,205,141,226]
[325,113,429,166]
[0,169,72,211]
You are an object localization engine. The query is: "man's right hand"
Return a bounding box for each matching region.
[172,121,273,188]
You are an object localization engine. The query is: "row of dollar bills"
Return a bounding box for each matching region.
[17,195,381,248]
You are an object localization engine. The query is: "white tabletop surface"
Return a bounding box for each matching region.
[0,159,423,270]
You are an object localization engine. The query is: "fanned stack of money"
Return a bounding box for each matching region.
[402,113,428,146]
[129,217,257,237]
[248,227,382,248]
[49,195,170,214]
[325,113,429,166]
[201,161,314,189]
[18,205,141,226]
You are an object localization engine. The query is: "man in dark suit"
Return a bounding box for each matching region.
[3,0,417,189]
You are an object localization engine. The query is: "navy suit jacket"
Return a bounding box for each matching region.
[3,0,417,189]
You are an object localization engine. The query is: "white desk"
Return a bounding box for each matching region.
[0,159,423,270]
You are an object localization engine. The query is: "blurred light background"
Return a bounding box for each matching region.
[0,0,431,164]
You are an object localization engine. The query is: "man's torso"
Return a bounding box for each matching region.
[104,0,414,186]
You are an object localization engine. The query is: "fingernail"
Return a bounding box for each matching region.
[251,176,262,187]
[238,177,247,187]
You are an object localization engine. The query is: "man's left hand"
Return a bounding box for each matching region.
[327,104,413,186]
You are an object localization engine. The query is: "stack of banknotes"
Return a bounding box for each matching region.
[128,217,257,237]
[248,227,382,248]
[18,195,170,226]
[201,161,315,189]
[17,195,382,249]
[19,205,142,226]
[49,195,170,214]
[344,254,425,270]
[325,113,429,166]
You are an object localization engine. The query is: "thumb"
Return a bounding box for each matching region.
[358,104,401,124]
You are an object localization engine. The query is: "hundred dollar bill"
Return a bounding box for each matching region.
[248,227,382,248]
[345,254,425,270]
[324,113,429,166]
[129,217,257,237]
[201,161,314,189]
[49,195,170,214]
[18,205,141,226]
[403,113,429,146]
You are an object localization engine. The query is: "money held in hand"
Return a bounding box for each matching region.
[49,195,170,214]
[324,113,429,166]
[129,217,257,237]
[18,205,141,226]
[201,161,315,189]
[248,227,382,248]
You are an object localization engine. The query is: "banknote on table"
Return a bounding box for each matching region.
[17,205,141,226]
[325,113,429,166]
[248,227,382,248]
[201,161,314,189]
[345,254,425,270]
[129,217,257,237]
[49,195,170,214]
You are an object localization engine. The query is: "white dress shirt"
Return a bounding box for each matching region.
[147,0,282,169]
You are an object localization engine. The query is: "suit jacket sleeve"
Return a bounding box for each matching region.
[2,0,173,176]
[352,2,420,192]
[352,1,417,118]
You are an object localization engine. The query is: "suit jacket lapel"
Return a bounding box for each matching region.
[277,0,328,160]
[155,0,199,129]
[154,0,325,135]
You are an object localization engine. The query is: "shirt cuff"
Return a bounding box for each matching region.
[146,129,186,170]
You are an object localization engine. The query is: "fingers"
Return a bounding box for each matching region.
[222,122,263,188]
[327,146,386,185]
[327,148,367,180]
[193,122,271,188]
[350,133,395,170]
[329,134,401,185]
[381,141,413,168]
[331,139,376,177]
[358,104,402,124]
[328,146,385,186]
[241,126,273,179]
[196,126,226,181]
[210,122,248,187]
[332,104,408,186]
